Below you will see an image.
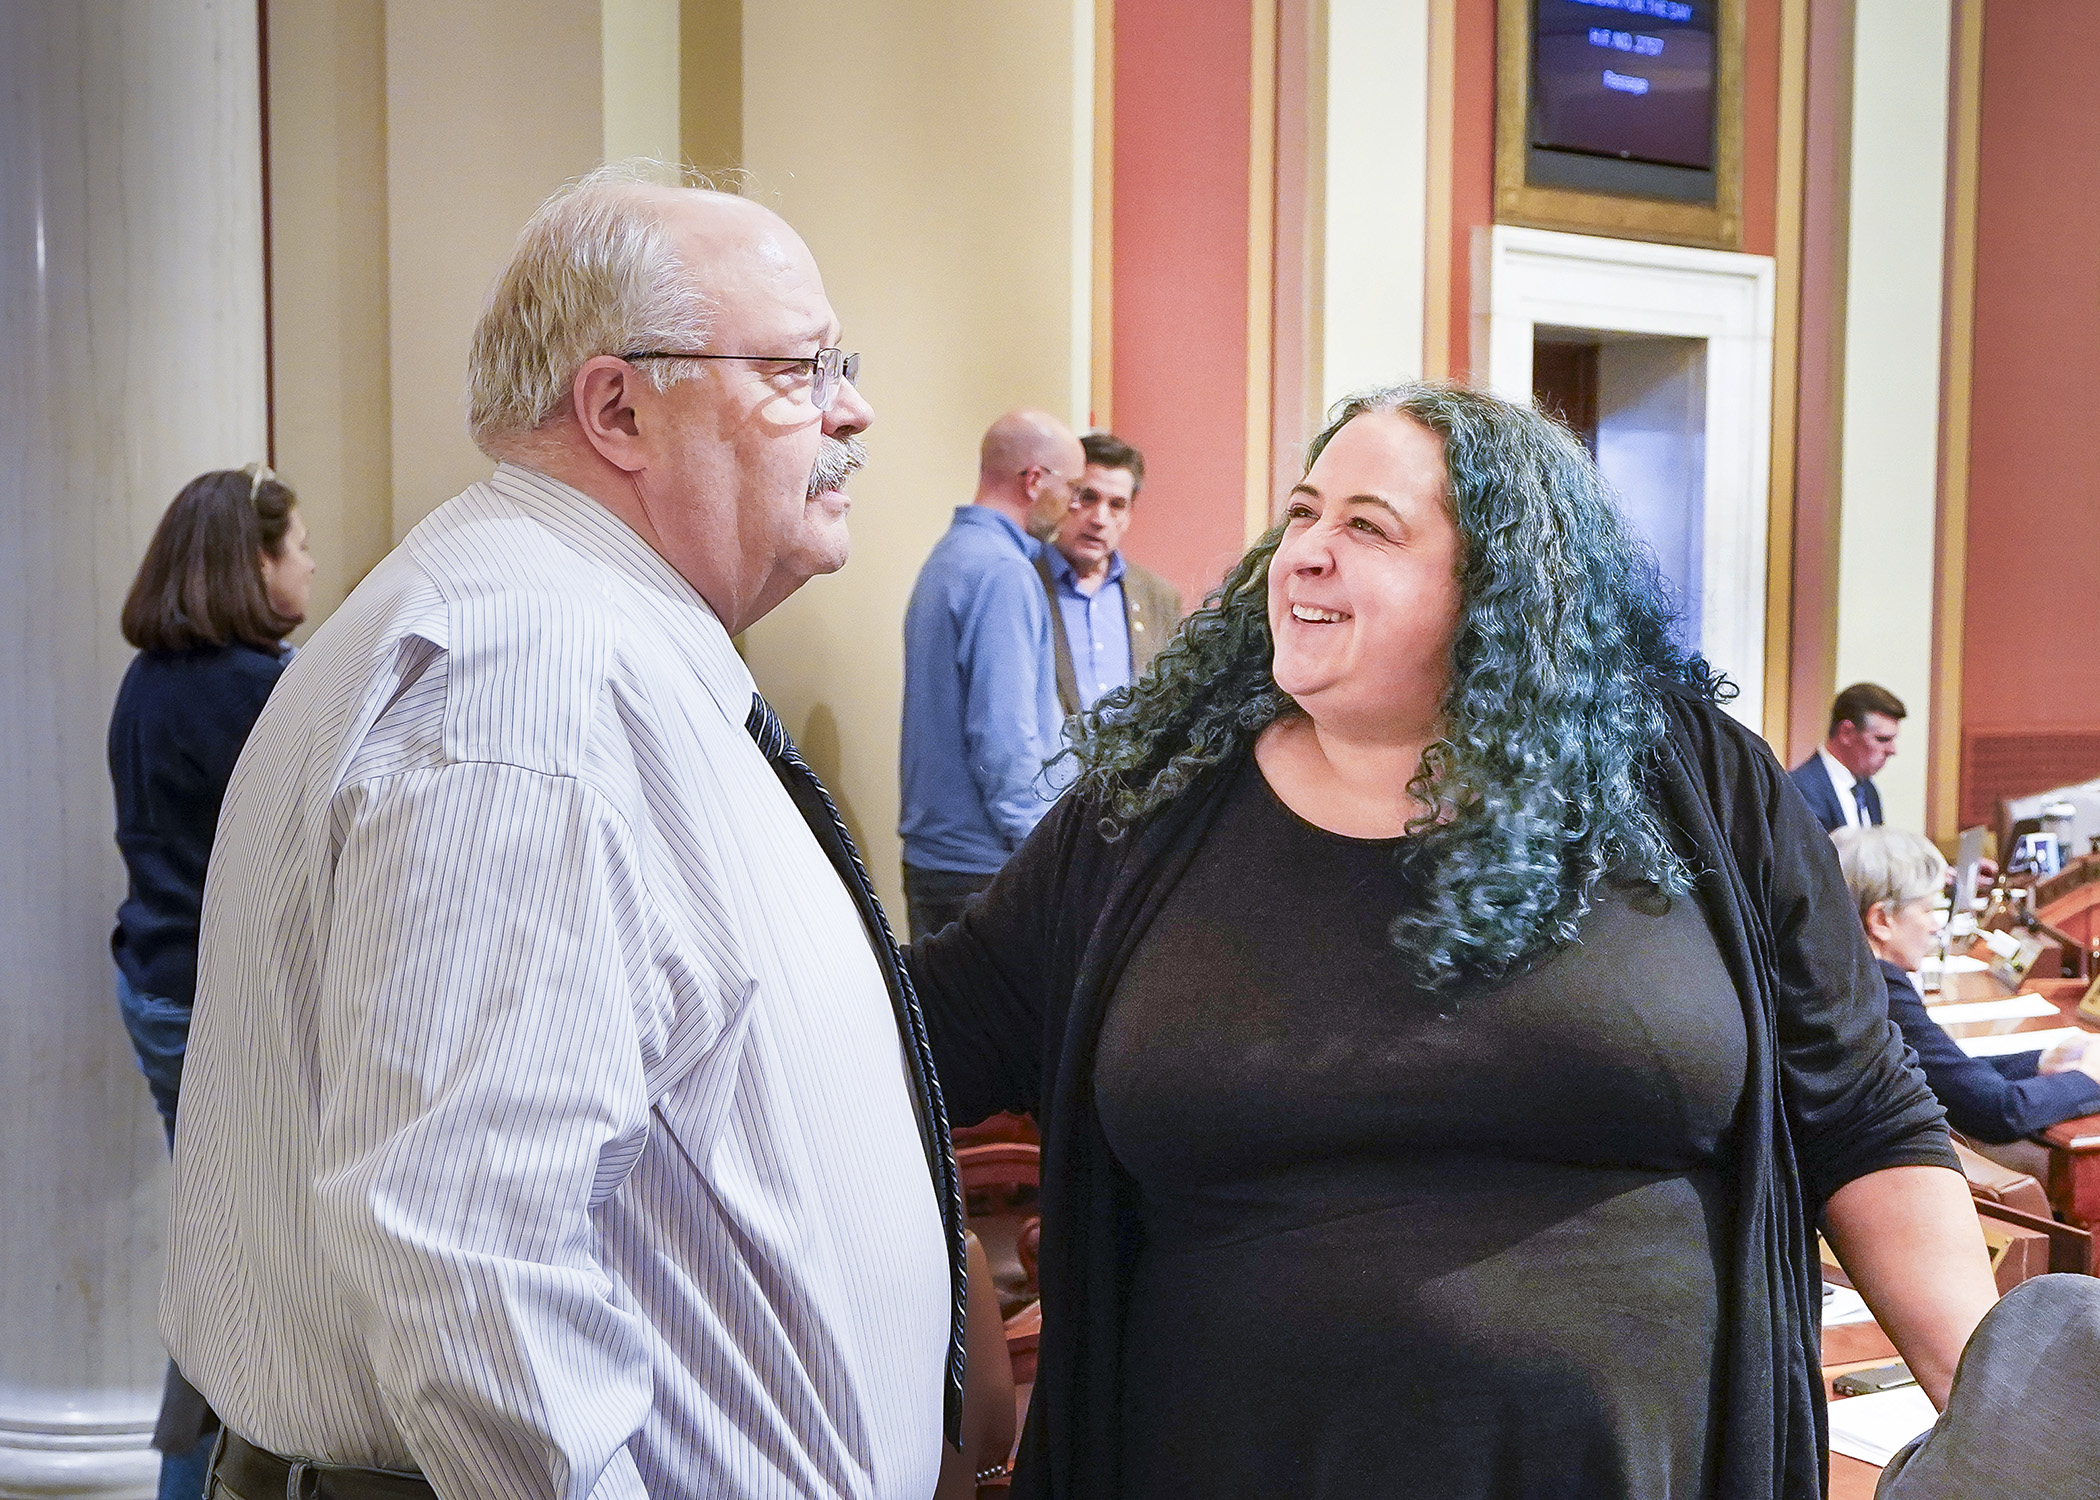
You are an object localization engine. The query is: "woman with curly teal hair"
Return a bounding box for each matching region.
[912,383,1997,1500]
[1069,380,1725,989]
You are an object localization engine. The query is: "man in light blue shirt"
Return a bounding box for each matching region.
[899,409,1084,940]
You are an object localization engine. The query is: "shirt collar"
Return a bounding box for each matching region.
[954,504,1042,558]
[1817,745,1859,793]
[489,462,756,720]
[1044,545,1125,593]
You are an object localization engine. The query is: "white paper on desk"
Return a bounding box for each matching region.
[1827,1386,1938,1468]
[1958,1026,2083,1058]
[1926,994,2061,1023]
[1821,1284,1875,1327]
[1920,954,1989,974]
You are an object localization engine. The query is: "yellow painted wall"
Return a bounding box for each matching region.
[381,0,603,535]
[679,0,742,175]
[604,0,682,163]
[737,2,1093,914]
[268,0,1092,914]
[265,0,393,629]
[273,2,689,567]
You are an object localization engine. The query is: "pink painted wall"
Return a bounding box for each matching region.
[1446,1,1497,380]
[1108,0,1258,609]
[1740,0,1780,258]
[1962,8,2100,739]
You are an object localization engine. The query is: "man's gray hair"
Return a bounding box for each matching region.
[467,159,723,454]
[1831,825,1948,925]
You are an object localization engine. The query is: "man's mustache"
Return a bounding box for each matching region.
[807,435,868,499]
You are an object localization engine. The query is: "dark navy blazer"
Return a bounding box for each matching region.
[1878,957,2100,1142]
[1789,752,1882,834]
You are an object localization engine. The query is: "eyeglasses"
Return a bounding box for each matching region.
[241,461,276,500]
[1025,465,1078,494]
[621,347,861,412]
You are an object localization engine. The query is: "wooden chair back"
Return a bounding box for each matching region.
[951,1112,1040,1150]
[1973,1197,2097,1278]
[1951,1139,2053,1220]
[955,1141,1041,1196]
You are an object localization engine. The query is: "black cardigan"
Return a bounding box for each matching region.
[1877,957,2100,1142]
[910,684,1957,1500]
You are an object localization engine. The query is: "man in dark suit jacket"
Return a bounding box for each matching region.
[1788,681,1905,832]
[1034,431,1184,716]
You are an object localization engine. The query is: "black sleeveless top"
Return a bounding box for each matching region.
[1094,755,1749,1498]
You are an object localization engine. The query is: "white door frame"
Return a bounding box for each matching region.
[1477,225,1776,728]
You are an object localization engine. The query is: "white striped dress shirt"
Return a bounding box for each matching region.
[163,465,949,1500]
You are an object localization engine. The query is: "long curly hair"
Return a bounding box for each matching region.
[1068,381,1729,989]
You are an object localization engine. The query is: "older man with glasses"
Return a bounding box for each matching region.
[898,408,1083,942]
[162,162,966,1500]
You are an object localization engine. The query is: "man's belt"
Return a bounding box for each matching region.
[211,1430,437,1500]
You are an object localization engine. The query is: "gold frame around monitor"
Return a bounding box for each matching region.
[1495,0,1745,250]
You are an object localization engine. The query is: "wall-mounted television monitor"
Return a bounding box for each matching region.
[1528,0,1719,203]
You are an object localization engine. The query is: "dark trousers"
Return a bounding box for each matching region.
[903,865,996,944]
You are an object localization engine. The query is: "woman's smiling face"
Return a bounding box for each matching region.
[1266,410,1466,739]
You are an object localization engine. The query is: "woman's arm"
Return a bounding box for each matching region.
[909,791,1095,1126]
[1656,700,1994,1408]
[932,1233,1017,1500]
[1671,708,1959,1199]
[1824,1164,1998,1409]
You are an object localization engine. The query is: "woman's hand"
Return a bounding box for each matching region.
[1823,1164,1999,1409]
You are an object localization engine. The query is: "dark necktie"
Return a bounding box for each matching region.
[1853,781,1872,826]
[744,694,967,1445]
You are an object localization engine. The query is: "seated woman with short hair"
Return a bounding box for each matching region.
[1832,824,2100,1143]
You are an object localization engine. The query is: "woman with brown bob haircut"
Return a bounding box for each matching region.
[108,464,313,1500]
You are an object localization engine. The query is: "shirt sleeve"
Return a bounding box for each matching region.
[1890,977,2100,1141]
[310,760,726,1500]
[954,565,1059,849]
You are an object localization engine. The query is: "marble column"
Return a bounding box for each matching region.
[0,4,267,1496]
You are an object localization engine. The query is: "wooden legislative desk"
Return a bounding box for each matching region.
[1929,968,2100,1230]
[1821,962,2100,1495]
[1823,1314,1901,1498]
[1829,1440,1884,1497]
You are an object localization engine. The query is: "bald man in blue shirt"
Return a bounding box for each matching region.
[899,410,1083,940]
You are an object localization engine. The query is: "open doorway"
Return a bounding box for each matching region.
[1480,227,1773,727]
[1534,327,1708,652]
